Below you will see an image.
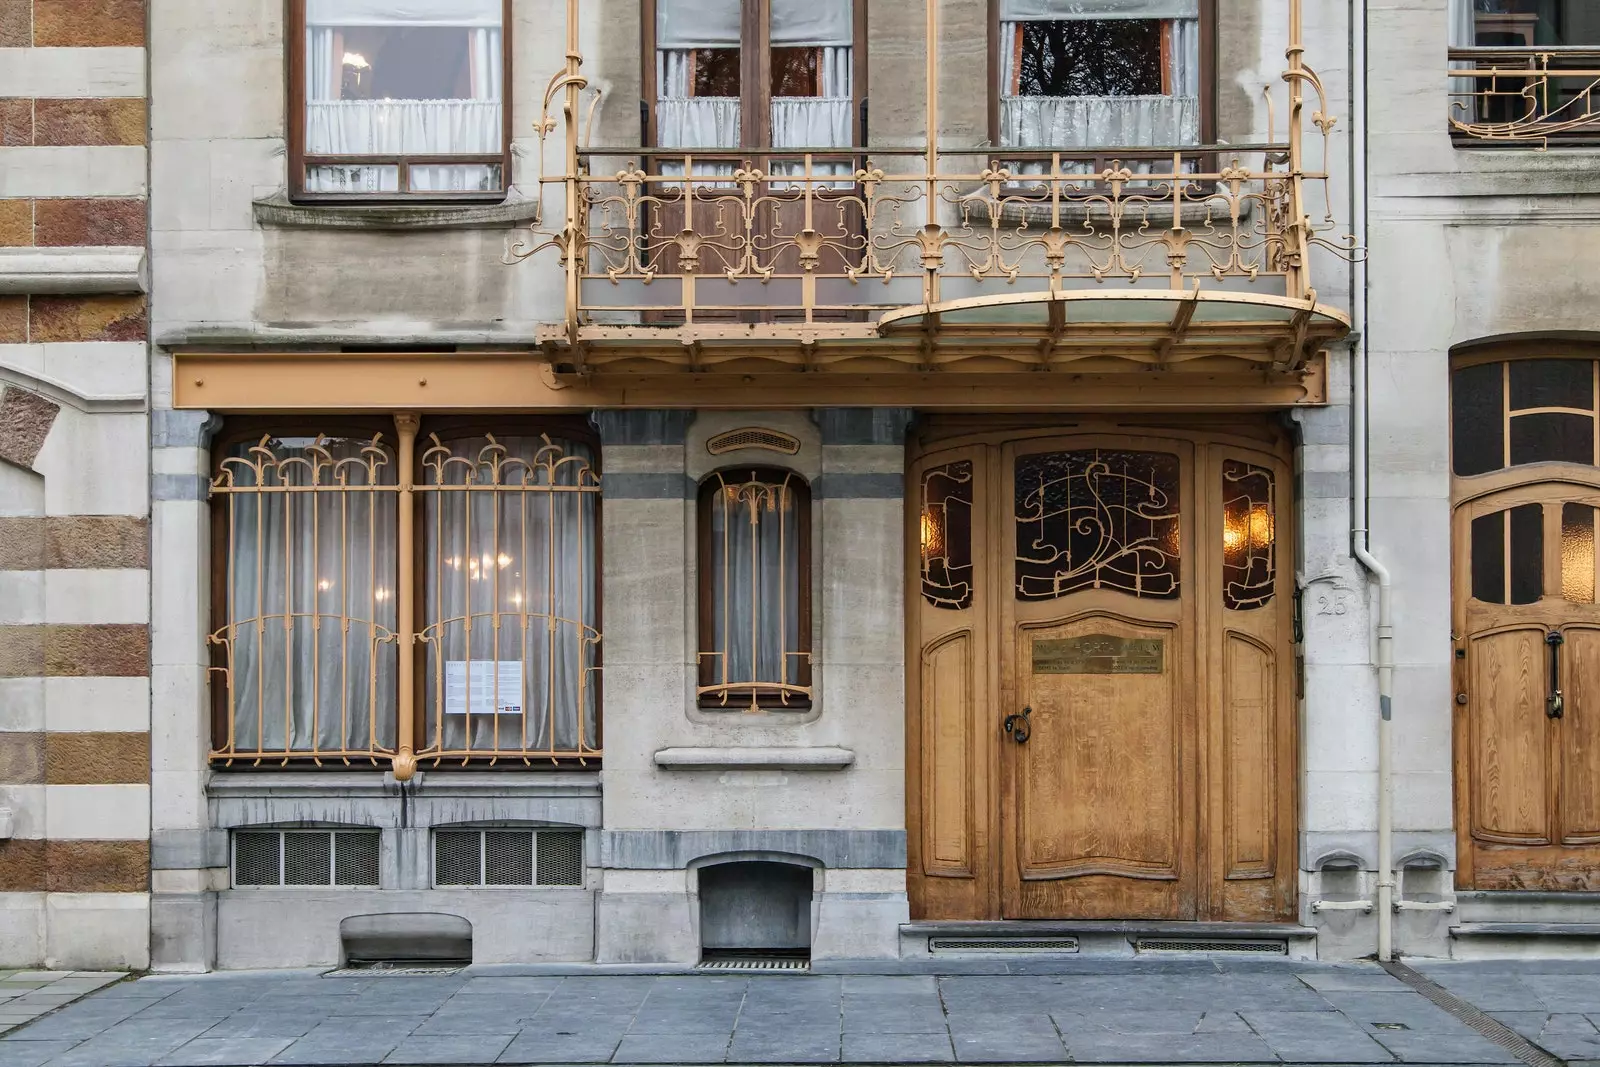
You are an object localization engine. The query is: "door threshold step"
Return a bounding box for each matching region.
[1451,922,1600,937]
[901,921,1316,960]
[1449,922,1600,960]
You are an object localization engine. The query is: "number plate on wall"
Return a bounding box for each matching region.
[1032,635,1164,675]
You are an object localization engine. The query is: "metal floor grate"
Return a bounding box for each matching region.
[325,963,465,977]
[930,937,1079,954]
[1135,939,1287,954]
[697,956,810,972]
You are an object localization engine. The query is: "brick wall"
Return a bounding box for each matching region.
[0,0,151,969]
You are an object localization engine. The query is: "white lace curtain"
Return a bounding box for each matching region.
[304,0,503,192]
[998,0,1201,154]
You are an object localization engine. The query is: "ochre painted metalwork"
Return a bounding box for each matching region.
[1222,459,1276,611]
[209,422,602,775]
[512,0,1352,379]
[1014,450,1182,602]
[1449,48,1600,145]
[921,460,974,610]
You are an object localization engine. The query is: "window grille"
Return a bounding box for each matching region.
[209,420,602,772]
[697,469,812,710]
[232,829,381,888]
[432,829,585,887]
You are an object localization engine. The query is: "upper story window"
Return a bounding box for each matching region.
[1453,358,1600,476]
[650,0,861,154]
[1449,0,1600,143]
[696,468,812,711]
[995,0,1210,159]
[292,0,508,198]
[209,418,600,767]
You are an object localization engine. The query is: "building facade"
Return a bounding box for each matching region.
[0,0,1597,971]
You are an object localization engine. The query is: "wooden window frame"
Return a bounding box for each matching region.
[696,466,814,711]
[286,0,514,202]
[985,0,1218,163]
[640,0,869,151]
[208,414,601,767]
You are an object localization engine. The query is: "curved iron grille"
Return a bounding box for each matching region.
[921,461,974,610]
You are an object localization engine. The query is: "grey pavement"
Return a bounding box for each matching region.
[0,960,1598,1065]
[0,973,126,1036]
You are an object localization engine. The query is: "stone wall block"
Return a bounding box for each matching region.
[0,199,29,245]
[32,0,145,47]
[43,623,150,677]
[44,515,149,569]
[35,197,145,246]
[0,732,44,783]
[0,386,60,468]
[0,0,27,46]
[32,98,146,146]
[0,296,23,341]
[28,293,147,342]
[45,731,150,784]
[0,100,30,147]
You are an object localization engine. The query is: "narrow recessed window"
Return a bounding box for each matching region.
[1471,504,1544,605]
[698,469,812,710]
[296,0,507,197]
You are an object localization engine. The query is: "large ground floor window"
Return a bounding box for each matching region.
[208,414,600,769]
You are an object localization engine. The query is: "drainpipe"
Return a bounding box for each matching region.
[1347,0,1395,961]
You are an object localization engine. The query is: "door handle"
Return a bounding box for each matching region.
[1547,631,1565,719]
[1003,706,1031,744]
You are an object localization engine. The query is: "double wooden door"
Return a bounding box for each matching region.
[908,422,1297,922]
[1454,480,1600,889]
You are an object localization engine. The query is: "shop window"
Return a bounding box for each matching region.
[1452,358,1600,476]
[697,468,812,710]
[209,417,600,767]
[291,0,508,198]
[994,0,1211,165]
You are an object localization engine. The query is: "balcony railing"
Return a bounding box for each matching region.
[1449,47,1600,144]
[548,145,1320,327]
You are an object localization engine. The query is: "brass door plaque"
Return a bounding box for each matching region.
[1033,634,1164,675]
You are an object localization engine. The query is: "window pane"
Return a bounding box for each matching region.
[1510,359,1594,411]
[771,47,821,96]
[693,48,741,96]
[419,435,600,758]
[921,461,974,610]
[409,163,503,193]
[1453,362,1505,476]
[1222,460,1275,611]
[701,471,808,709]
[215,434,399,758]
[1017,20,1164,97]
[304,11,503,167]
[1511,503,1544,605]
[1509,412,1593,466]
[1474,0,1600,46]
[1563,503,1596,604]
[1472,511,1506,604]
[1015,450,1180,601]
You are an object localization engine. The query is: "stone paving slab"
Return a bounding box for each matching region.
[1,961,1598,1064]
[0,974,125,1037]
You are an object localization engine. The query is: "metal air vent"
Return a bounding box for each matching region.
[433,828,584,887]
[929,937,1079,954]
[232,829,380,888]
[707,427,802,456]
[1135,938,1287,954]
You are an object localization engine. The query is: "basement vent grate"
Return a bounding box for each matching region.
[324,964,464,977]
[233,829,380,888]
[434,828,584,887]
[929,937,1080,954]
[1136,939,1287,954]
[697,956,810,972]
[707,427,802,456]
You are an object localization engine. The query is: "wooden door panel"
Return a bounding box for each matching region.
[1222,631,1276,879]
[1468,627,1551,845]
[921,630,975,876]
[1014,615,1185,913]
[1562,627,1600,844]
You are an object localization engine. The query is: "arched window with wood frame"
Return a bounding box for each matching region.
[697,468,812,710]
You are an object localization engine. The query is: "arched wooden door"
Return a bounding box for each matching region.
[1453,354,1600,890]
[907,420,1296,922]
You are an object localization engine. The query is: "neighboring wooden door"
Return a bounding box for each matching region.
[907,423,1296,922]
[1454,483,1600,889]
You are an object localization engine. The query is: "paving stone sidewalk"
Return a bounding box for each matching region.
[0,973,125,1036]
[1,959,1598,1066]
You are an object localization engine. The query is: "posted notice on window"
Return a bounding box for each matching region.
[444,660,523,716]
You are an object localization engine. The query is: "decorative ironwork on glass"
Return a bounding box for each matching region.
[1222,460,1275,611]
[921,461,974,610]
[209,434,401,764]
[1014,450,1180,601]
[417,434,601,765]
[699,469,810,710]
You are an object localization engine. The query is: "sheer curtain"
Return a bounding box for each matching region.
[222,436,399,756]
[1449,0,1479,117]
[422,437,599,755]
[998,0,1201,162]
[705,476,805,706]
[304,0,503,193]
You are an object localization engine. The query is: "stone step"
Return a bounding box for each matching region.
[1454,890,1600,924]
[899,920,1317,961]
[1449,921,1600,960]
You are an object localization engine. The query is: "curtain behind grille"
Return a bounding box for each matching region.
[706,479,803,701]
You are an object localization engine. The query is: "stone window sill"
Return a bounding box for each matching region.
[653,746,855,771]
[252,194,541,231]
